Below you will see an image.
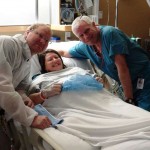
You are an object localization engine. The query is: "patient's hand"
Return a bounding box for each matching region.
[41,83,62,99]
[31,115,51,129]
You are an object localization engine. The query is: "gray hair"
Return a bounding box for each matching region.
[27,23,50,31]
[24,23,51,42]
[72,16,92,35]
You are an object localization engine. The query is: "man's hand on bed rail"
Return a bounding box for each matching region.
[31,115,51,129]
[95,76,104,84]
[41,83,62,99]
[93,74,104,85]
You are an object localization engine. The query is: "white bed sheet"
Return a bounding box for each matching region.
[30,67,150,150]
[42,128,98,150]
[43,91,150,149]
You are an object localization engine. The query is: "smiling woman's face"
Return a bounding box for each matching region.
[45,52,63,72]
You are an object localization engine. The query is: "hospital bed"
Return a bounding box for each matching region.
[20,41,150,150]
[23,41,98,150]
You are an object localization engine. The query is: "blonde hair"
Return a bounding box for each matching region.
[72,16,92,36]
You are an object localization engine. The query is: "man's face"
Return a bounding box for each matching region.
[74,22,98,45]
[25,26,51,55]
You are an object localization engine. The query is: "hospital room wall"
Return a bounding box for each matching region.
[53,0,150,42]
[99,0,150,40]
[0,0,149,41]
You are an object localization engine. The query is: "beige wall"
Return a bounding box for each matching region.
[51,30,77,41]
[99,0,150,40]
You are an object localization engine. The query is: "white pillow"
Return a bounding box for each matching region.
[48,41,80,50]
[48,41,93,71]
[62,57,93,71]
[30,41,94,79]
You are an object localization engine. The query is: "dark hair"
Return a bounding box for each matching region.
[38,49,66,73]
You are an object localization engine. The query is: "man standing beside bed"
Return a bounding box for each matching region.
[0,23,54,150]
[58,15,150,112]
[0,23,52,131]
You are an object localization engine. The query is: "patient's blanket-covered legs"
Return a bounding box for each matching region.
[29,67,150,149]
[43,90,150,149]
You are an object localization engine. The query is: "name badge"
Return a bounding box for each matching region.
[136,78,144,89]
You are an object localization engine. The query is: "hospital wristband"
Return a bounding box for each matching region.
[40,91,46,100]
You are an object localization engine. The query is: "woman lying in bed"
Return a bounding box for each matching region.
[28,49,64,104]
[29,49,150,150]
[29,49,103,104]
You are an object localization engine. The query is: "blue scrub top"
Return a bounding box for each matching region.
[69,26,149,85]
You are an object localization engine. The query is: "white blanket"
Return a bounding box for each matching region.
[30,67,150,149]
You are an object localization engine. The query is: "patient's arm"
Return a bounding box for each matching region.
[29,83,62,105]
[58,50,72,57]
[41,83,62,98]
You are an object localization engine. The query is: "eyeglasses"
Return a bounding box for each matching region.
[31,30,50,43]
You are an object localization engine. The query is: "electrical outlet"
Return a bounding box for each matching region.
[99,11,103,19]
[65,32,71,41]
